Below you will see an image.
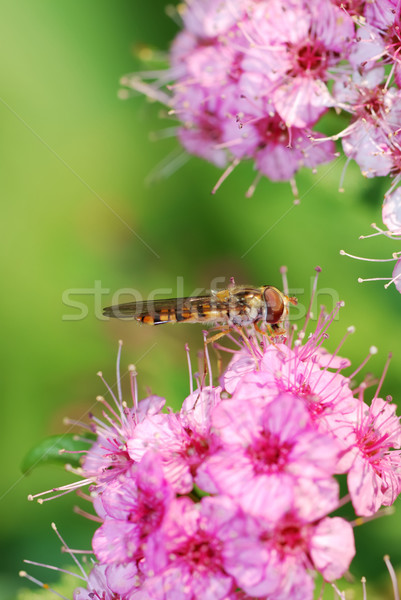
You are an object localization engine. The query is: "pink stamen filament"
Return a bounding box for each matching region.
[203,331,213,388]
[97,372,119,409]
[23,559,86,581]
[75,488,93,502]
[384,555,400,600]
[373,353,392,401]
[116,340,123,404]
[96,395,123,425]
[245,172,262,198]
[349,347,377,381]
[63,418,92,431]
[300,267,322,337]
[99,408,125,437]
[129,365,139,412]
[73,505,103,523]
[302,303,342,358]
[362,577,367,600]
[340,249,398,262]
[211,158,240,194]
[280,265,289,296]
[28,479,93,502]
[331,583,347,600]
[385,270,401,289]
[19,571,69,600]
[51,523,88,578]
[185,344,194,395]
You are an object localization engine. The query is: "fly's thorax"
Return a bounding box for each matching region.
[226,288,266,326]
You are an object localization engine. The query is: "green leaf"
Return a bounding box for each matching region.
[21,432,96,474]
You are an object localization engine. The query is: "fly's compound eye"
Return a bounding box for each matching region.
[263,286,285,323]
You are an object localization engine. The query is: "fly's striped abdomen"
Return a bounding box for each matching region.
[144,300,195,325]
[103,296,228,326]
[149,298,227,325]
[190,298,228,323]
[140,310,176,325]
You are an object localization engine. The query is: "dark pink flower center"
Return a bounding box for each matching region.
[261,515,309,558]
[276,378,329,420]
[354,87,385,118]
[128,493,165,538]
[385,20,401,63]
[197,112,223,140]
[358,425,389,464]
[173,531,223,574]
[389,141,401,174]
[106,447,131,468]
[276,524,305,552]
[332,0,365,16]
[101,443,133,482]
[255,115,291,147]
[288,38,330,77]
[182,428,211,475]
[304,392,330,419]
[247,431,293,474]
[229,52,244,82]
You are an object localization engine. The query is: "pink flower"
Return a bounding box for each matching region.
[330,0,365,18]
[181,0,248,40]
[349,7,401,84]
[73,564,128,600]
[240,0,355,127]
[364,0,399,29]
[223,338,357,438]
[72,565,108,600]
[253,118,335,181]
[346,397,401,516]
[338,86,401,183]
[175,86,231,169]
[218,82,336,180]
[342,123,392,178]
[216,295,401,516]
[104,563,147,599]
[200,393,340,518]
[392,259,401,293]
[82,384,165,489]
[383,188,401,235]
[144,496,238,600]
[93,452,174,565]
[122,0,401,220]
[124,0,353,193]
[218,489,355,598]
[127,386,222,493]
[221,349,256,394]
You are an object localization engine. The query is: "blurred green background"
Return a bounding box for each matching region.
[1,1,400,599]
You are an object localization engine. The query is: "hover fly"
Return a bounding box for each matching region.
[103,285,297,334]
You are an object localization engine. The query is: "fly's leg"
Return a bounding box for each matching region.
[206,327,231,345]
[270,322,286,336]
[211,343,223,378]
[206,325,258,363]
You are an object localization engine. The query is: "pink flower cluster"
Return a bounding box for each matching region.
[124,0,401,290]
[70,305,401,600]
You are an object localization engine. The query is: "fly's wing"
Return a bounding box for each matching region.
[103,295,230,325]
[103,300,150,320]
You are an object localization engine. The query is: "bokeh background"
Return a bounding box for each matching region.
[1,1,400,598]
